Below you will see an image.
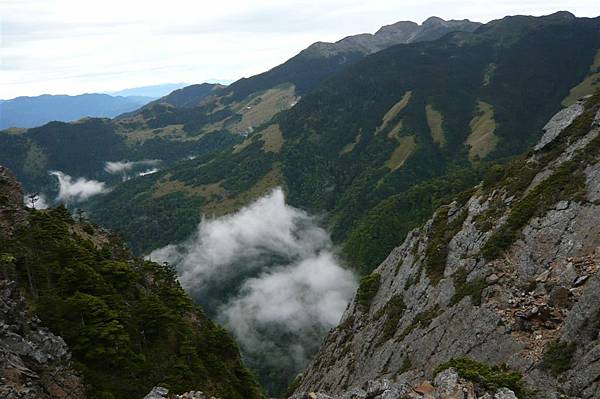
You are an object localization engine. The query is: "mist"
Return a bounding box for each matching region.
[49,171,108,203]
[104,159,160,180]
[150,188,357,395]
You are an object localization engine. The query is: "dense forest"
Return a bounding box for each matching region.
[0,176,263,399]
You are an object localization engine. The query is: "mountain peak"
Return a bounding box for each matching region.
[303,17,481,58]
[422,16,446,25]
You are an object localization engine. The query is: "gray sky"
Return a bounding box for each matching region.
[1,0,599,99]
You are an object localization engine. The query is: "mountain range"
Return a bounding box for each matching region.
[0,83,196,130]
[0,93,153,130]
[88,12,600,261]
[1,11,600,399]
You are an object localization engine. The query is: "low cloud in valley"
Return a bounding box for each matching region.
[150,188,357,392]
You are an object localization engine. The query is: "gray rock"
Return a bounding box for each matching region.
[144,387,169,399]
[534,100,585,151]
[0,280,85,399]
[494,388,518,399]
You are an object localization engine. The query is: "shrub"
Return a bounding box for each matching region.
[377,295,406,344]
[397,305,440,341]
[356,273,381,312]
[424,208,467,284]
[434,358,530,398]
[542,341,576,376]
[450,268,488,306]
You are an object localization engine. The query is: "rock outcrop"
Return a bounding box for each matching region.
[289,368,518,399]
[0,280,85,399]
[143,386,219,399]
[291,93,600,399]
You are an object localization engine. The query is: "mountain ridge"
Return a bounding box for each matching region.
[84,13,600,258]
[302,17,481,58]
[0,93,154,130]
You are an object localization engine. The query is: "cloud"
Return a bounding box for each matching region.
[104,159,159,174]
[138,168,159,176]
[104,159,160,180]
[150,188,357,394]
[5,0,597,98]
[49,171,108,203]
[24,193,50,209]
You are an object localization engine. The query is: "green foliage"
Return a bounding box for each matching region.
[282,375,302,399]
[377,294,406,344]
[72,14,600,270]
[87,178,204,254]
[450,268,488,306]
[87,138,277,255]
[0,207,262,399]
[424,208,468,285]
[399,357,412,374]
[542,341,577,376]
[345,167,484,275]
[397,305,441,341]
[433,358,530,398]
[356,273,381,312]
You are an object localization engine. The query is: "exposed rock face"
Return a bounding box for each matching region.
[534,97,586,151]
[143,386,219,399]
[0,166,28,236]
[289,368,517,399]
[303,17,481,57]
[0,280,85,399]
[291,96,600,399]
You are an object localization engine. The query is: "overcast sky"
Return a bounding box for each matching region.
[1,0,598,99]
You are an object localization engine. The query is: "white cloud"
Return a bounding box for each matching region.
[3,1,597,98]
[138,168,159,176]
[104,159,160,180]
[104,159,160,174]
[24,193,50,209]
[150,188,357,389]
[49,171,108,202]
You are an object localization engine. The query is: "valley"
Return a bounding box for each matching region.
[1,8,600,399]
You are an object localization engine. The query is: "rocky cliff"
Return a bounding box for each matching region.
[291,93,600,399]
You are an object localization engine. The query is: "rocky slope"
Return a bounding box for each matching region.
[290,92,600,399]
[0,279,86,399]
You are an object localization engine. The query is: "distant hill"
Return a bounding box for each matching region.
[0,93,154,129]
[139,82,225,109]
[107,82,190,98]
